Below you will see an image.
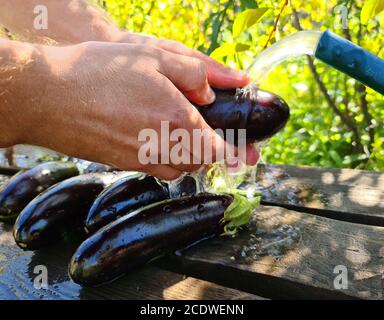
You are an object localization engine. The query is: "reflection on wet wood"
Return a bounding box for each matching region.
[0,224,262,300]
[158,205,384,300]
[1,165,384,300]
[255,164,384,226]
[0,145,61,169]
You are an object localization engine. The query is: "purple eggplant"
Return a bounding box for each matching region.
[69,194,233,286]
[0,162,79,222]
[196,87,290,143]
[13,172,130,250]
[84,175,167,234]
[84,175,197,234]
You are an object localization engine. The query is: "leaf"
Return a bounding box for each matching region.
[232,8,270,38]
[207,13,221,54]
[361,0,384,25]
[210,42,250,58]
[240,0,258,10]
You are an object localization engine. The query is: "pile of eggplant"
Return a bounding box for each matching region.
[0,86,290,287]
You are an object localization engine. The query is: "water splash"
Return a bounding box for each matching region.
[239,224,301,261]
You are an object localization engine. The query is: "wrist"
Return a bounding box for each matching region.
[0,40,45,147]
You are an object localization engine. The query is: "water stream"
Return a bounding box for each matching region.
[247,31,322,85]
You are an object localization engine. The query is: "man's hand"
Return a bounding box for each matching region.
[0,0,260,172]
[1,39,249,179]
[0,1,250,90]
[113,32,251,90]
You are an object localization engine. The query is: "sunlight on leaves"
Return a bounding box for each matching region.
[361,0,384,25]
[232,8,271,38]
[210,42,250,58]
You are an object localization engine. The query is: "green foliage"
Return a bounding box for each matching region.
[98,0,384,172]
[232,8,271,38]
[361,0,384,25]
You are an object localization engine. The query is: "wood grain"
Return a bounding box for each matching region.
[1,165,384,300]
[157,205,384,300]
[254,164,384,226]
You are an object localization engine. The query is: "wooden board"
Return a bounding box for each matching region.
[255,164,384,226]
[0,224,262,300]
[1,166,384,300]
[157,205,384,300]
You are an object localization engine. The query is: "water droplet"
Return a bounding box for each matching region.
[163,205,172,213]
[108,207,117,214]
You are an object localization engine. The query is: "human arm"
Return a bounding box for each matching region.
[0,0,250,89]
[1,38,251,179]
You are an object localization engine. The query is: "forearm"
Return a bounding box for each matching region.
[0,0,121,44]
[0,39,47,146]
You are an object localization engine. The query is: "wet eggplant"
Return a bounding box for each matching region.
[0,162,79,222]
[195,86,290,143]
[69,194,233,286]
[85,175,166,234]
[85,175,197,234]
[13,172,130,250]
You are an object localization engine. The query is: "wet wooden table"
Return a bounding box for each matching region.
[0,164,383,300]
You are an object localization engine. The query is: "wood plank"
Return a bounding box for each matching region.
[0,224,262,300]
[157,205,384,300]
[254,164,384,226]
[0,166,20,176]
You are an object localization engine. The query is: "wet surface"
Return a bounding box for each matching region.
[238,224,301,261]
[0,223,85,300]
[0,145,63,168]
[248,163,331,208]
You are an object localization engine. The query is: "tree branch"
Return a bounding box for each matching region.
[291,8,362,148]
[263,0,289,49]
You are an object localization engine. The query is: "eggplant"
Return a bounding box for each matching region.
[69,194,233,286]
[84,162,120,174]
[13,172,131,250]
[85,175,166,234]
[195,86,290,143]
[0,161,79,222]
[85,174,197,234]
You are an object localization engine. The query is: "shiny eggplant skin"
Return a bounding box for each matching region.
[195,87,290,143]
[13,172,130,250]
[69,194,233,286]
[84,162,120,174]
[85,175,198,234]
[84,175,168,234]
[0,162,79,222]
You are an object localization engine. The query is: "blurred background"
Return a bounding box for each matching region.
[1,0,383,172]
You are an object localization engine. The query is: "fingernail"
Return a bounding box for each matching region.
[205,87,216,104]
[230,69,250,79]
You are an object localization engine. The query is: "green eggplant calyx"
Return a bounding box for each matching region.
[222,189,261,236]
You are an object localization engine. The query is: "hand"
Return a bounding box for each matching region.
[2,40,252,179]
[112,32,260,165]
[113,32,251,90]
